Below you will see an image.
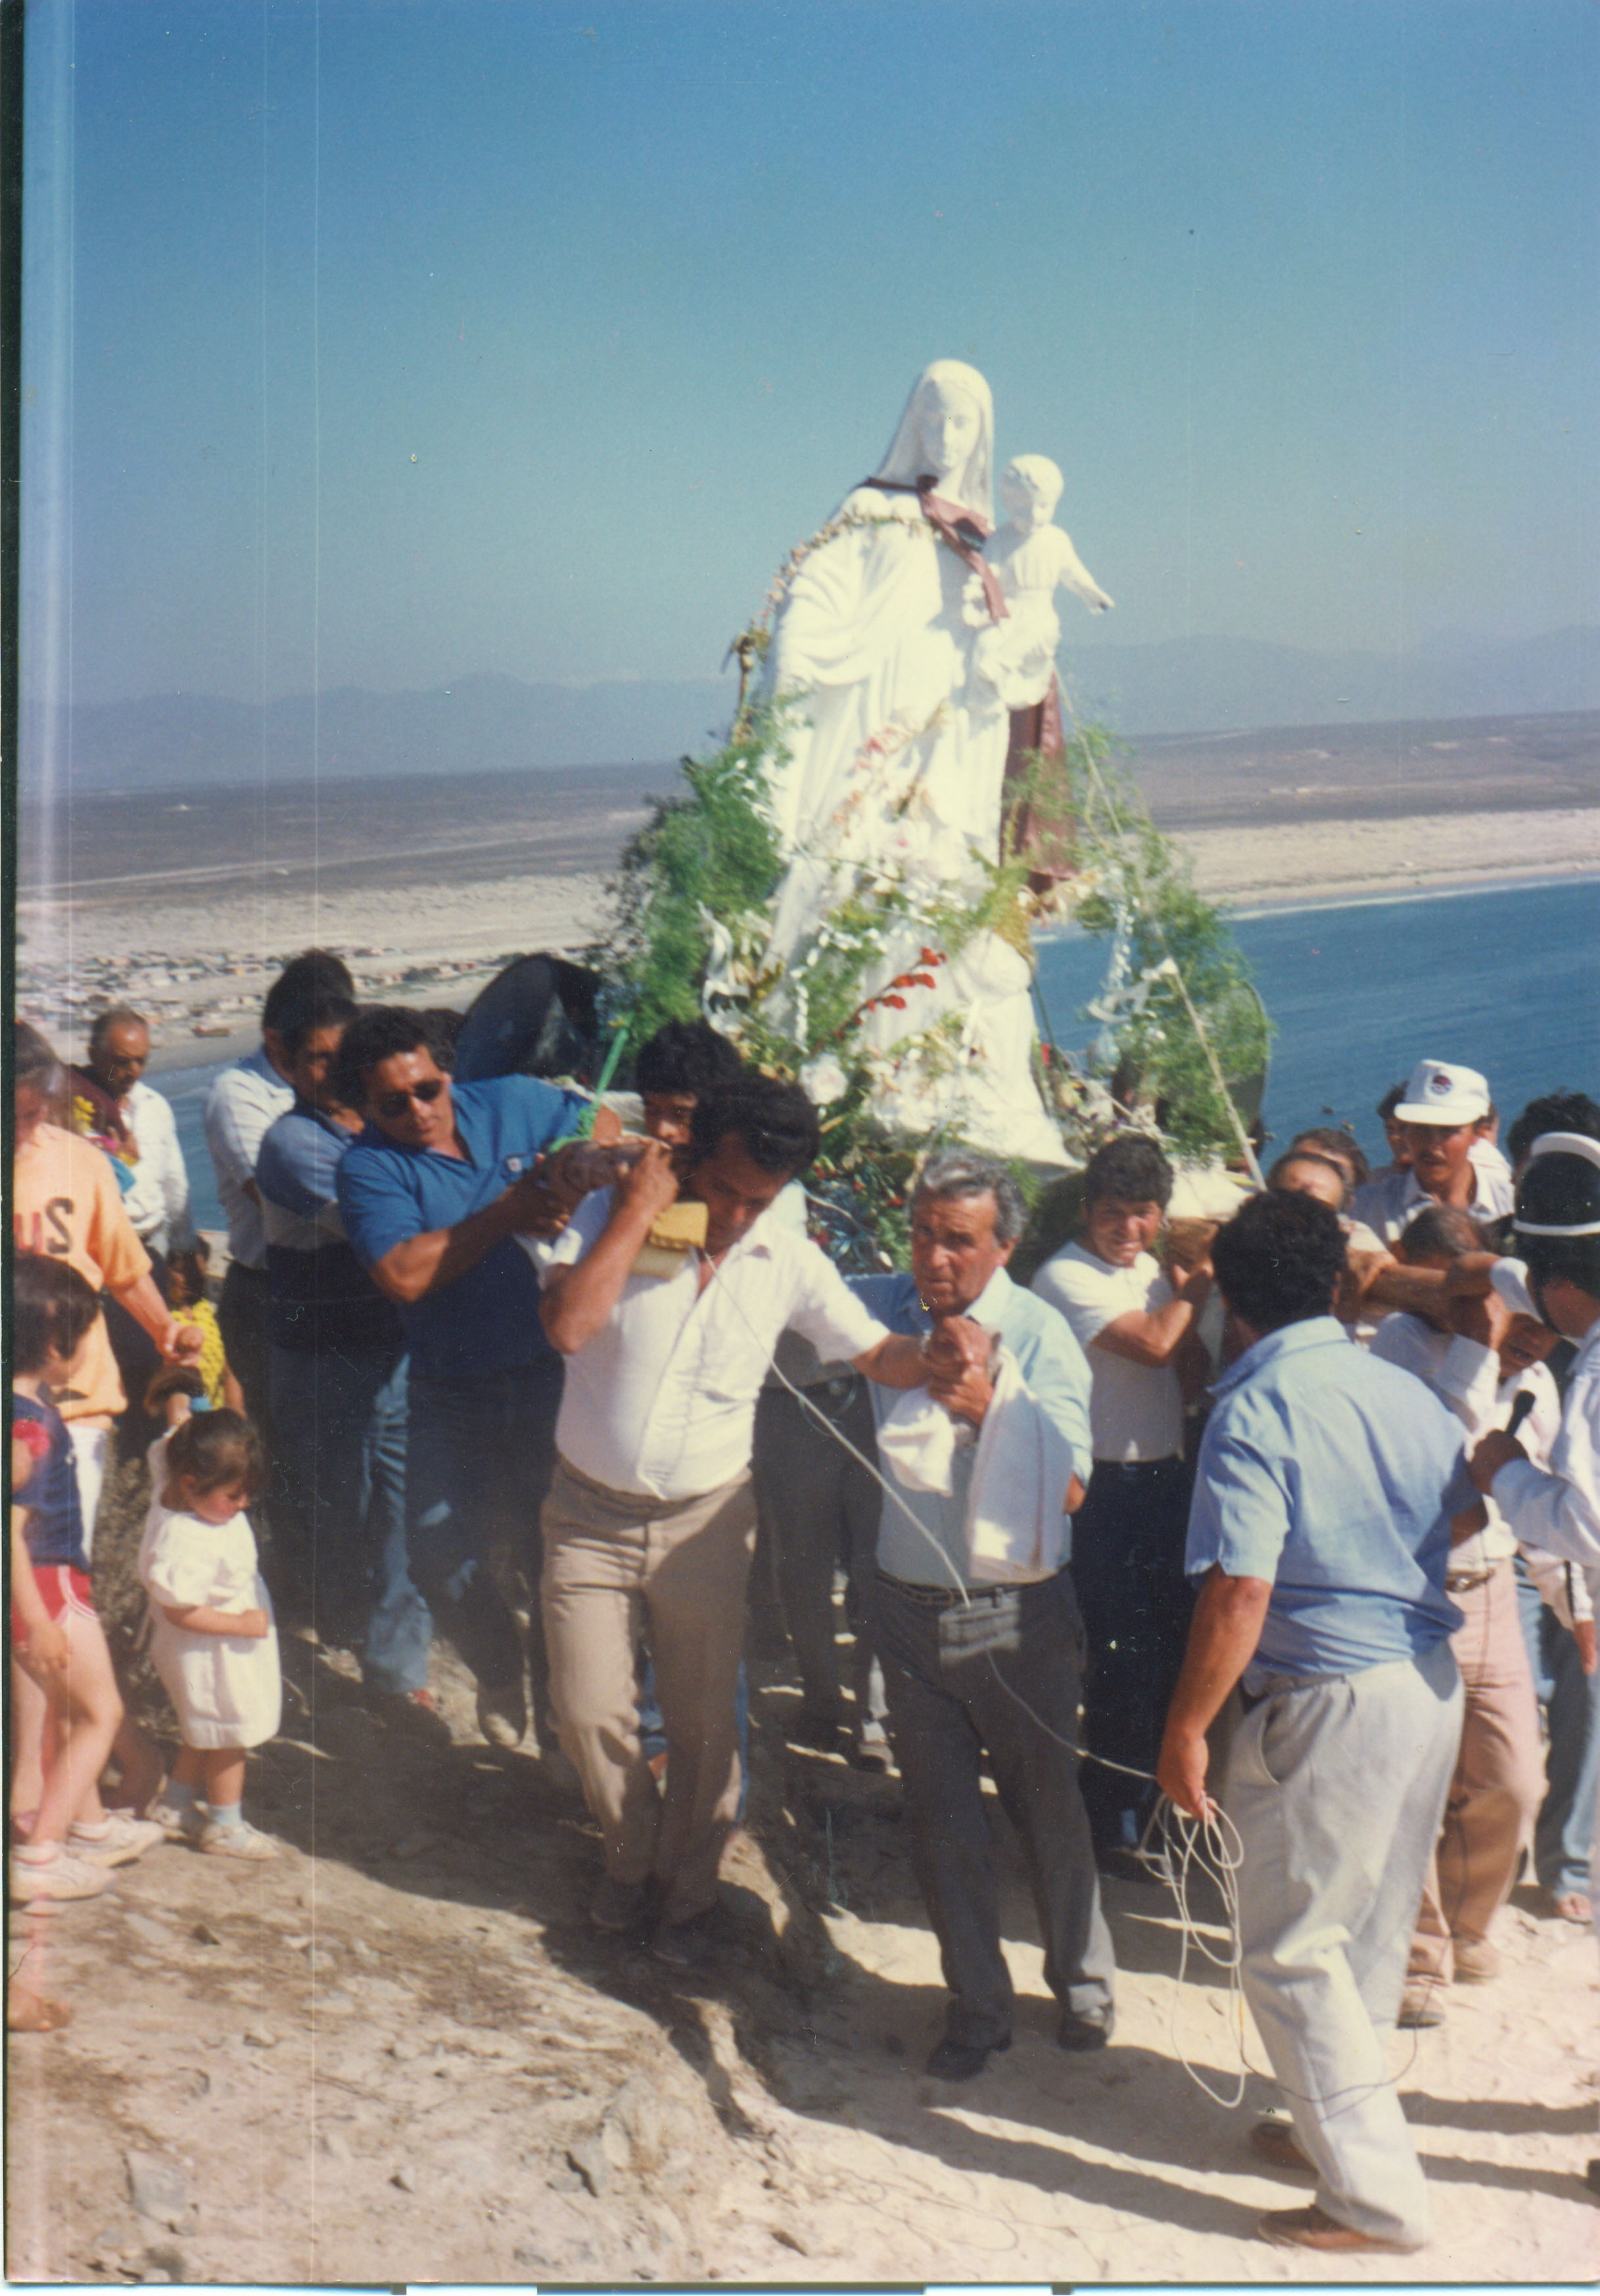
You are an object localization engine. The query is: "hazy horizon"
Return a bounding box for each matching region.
[20,0,1600,759]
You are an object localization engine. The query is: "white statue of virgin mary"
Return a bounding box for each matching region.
[762,359,1012,959]
[751,361,1069,1166]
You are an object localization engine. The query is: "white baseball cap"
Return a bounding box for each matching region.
[1394,1060,1491,1127]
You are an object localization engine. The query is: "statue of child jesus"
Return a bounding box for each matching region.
[977,454,1113,709]
[979,454,1114,885]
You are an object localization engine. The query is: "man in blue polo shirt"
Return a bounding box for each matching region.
[1157,1189,1474,2259]
[256,989,435,1730]
[334,1004,600,1752]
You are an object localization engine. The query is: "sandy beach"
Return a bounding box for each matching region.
[17,805,1599,1070]
[1181,805,1600,911]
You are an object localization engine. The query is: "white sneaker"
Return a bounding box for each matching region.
[199,1819,280,1860]
[10,1847,114,1903]
[70,1813,168,1866]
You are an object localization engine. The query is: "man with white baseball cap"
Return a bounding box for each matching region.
[1353,1060,1514,1246]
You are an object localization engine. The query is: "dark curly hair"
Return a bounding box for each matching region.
[330,1006,448,1113]
[261,948,356,1037]
[634,1020,744,1101]
[11,1255,102,1375]
[688,1075,820,1178]
[1506,1092,1600,1174]
[1212,1190,1346,1333]
[1081,1133,1173,1215]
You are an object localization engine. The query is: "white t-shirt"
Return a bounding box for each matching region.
[1031,1242,1184,1463]
[536,1189,890,1502]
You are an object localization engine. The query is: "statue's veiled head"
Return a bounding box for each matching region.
[875,360,995,524]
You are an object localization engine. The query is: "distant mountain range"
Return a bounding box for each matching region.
[43,627,1600,792]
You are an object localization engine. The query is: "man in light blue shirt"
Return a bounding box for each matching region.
[204,950,356,1444]
[855,1148,1113,2083]
[1158,1189,1474,2258]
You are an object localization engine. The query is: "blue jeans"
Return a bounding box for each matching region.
[1068,1454,1194,1856]
[269,1344,431,1697]
[406,1360,563,1731]
[1516,1560,1600,1897]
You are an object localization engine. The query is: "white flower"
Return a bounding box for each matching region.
[800,1052,849,1108]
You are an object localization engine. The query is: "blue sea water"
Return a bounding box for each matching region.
[163,877,1599,1232]
[1036,876,1600,1168]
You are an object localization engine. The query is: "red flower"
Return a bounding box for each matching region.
[882,993,907,1010]
[918,947,945,968]
[11,1418,51,1461]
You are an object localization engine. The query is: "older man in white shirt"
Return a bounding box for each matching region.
[536,1076,928,1963]
[73,1009,195,1259]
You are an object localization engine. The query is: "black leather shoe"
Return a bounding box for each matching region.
[926,2032,1011,2081]
[1058,2005,1115,2051]
[1096,1844,1173,1888]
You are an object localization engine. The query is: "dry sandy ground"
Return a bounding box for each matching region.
[1179,806,1600,910]
[7,1461,1598,2287]
[16,803,1600,1068]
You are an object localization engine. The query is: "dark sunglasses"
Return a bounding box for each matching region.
[375,1078,446,1121]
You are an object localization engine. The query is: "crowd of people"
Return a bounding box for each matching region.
[10,960,1600,2253]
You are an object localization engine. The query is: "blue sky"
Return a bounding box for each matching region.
[21,0,1600,707]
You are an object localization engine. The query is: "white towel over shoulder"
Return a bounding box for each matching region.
[876,1346,1076,1584]
[967,1348,1077,1582]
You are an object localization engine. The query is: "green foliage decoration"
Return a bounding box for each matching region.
[601,681,1271,1261]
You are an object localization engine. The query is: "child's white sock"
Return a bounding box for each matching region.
[164,1781,200,1816]
[208,1802,245,1829]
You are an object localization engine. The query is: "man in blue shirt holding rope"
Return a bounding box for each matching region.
[1158,1187,1477,2256]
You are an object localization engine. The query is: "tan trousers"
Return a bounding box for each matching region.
[1409,1558,1546,1980]
[540,1455,756,1925]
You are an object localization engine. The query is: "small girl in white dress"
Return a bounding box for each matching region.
[138,1404,282,1859]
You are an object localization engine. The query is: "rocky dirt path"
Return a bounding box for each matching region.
[8,1466,1598,2285]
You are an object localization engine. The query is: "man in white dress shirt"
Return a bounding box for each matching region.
[537,1075,928,1963]
[75,1009,195,1260]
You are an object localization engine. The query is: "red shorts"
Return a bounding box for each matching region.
[9,1565,96,1646]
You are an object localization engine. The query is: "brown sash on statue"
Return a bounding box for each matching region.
[863,476,1008,622]
[1002,672,1075,884]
